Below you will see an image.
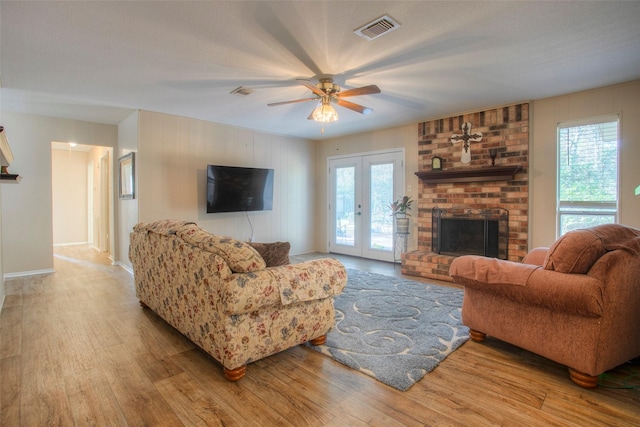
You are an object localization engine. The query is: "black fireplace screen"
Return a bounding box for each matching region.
[432,207,509,259]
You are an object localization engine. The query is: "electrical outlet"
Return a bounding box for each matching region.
[407,185,412,193]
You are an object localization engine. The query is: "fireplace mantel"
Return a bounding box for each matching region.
[415,166,522,183]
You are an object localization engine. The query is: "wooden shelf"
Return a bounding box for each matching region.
[415,166,522,183]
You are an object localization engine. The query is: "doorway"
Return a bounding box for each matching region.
[328,150,404,262]
[51,142,113,255]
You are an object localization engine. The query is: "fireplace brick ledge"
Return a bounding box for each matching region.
[415,165,522,183]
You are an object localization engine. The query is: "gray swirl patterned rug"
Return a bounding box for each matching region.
[306,269,469,391]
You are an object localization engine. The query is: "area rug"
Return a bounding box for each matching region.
[306,269,469,391]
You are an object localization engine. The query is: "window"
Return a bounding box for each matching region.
[557,116,619,237]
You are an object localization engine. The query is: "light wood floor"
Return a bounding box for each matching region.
[1,246,639,426]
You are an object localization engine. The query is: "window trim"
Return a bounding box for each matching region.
[556,114,620,237]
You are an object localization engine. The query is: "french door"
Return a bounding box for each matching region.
[328,150,404,262]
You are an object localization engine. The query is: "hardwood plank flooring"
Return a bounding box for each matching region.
[1,245,639,426]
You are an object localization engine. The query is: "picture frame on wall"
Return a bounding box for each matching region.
[119,152,135,199]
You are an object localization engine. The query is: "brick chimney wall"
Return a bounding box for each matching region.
[403,103,529,282]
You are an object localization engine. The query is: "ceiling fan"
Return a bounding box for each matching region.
[267,77,381,123]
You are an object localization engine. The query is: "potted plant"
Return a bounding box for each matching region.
[389,196,413,234]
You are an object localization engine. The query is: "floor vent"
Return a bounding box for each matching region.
[354,15,401,41]
[230,86,253,96]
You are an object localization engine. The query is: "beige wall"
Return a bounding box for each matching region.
[0,185,4,306]
[52,148,89,245]
[136,110,318,256]
[316,124,418,252]
[0,111,117,275]
[530,80,640,248]
[117,111,139,270]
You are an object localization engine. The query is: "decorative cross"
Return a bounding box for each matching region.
[451,122,482,164]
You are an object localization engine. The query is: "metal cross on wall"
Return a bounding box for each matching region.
[451,122,482,164]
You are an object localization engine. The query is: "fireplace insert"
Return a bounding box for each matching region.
[432,207,509,259]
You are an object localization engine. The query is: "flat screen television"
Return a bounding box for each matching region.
[206,165,274,213]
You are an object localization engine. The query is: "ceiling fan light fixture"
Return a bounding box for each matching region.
[312,102,338,123]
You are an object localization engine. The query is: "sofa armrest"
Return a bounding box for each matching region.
[220,258,347,316]
[450,256,603,317]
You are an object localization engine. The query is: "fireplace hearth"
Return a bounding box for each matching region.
[432,207,509,259]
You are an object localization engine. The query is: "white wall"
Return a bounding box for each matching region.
[0,111,117,275]
[530,80,640,248]
[136,110,318,255]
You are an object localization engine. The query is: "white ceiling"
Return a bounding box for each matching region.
[2,1,640,140]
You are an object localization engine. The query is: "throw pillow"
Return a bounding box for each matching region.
[248,242,291,267]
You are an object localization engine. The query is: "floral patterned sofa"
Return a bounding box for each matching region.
[129,220,347,381]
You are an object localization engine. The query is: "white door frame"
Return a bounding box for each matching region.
[99,152,110,253]
[328,148,404,262]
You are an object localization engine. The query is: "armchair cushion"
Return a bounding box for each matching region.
[543,223,640,274]
[543,228,606,274]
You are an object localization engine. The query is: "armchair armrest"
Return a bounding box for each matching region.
[522,247,549,266]
[220,258,347,316]
[450,256,603,317]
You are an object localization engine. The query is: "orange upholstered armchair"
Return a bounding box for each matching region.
[449,224,640,387]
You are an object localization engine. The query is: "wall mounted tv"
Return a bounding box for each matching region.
[206,165,274,213]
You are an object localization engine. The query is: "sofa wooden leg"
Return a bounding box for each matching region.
[469,329,486,342]
[139,300,149,308]
[568,368,598,388]
[309,335,327,346]
[223,365,246,381]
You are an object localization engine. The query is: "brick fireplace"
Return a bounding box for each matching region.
[402,103,529,282]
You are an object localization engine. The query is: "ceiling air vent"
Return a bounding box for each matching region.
[354,15,401,41]
[230,86,253,96]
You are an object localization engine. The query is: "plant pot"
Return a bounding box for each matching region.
[395,217,410,234]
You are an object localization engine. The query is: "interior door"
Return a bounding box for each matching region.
[328,150,404,262]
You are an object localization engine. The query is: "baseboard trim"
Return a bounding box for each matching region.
[4,268,56,279]
[53,242,90,247]
[116,261,133,275]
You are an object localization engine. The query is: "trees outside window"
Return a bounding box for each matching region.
[557,116,619,236]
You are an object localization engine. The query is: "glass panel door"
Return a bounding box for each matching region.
[329,151,404,262]
[330,157,362,257]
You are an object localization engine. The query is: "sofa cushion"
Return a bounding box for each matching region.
[248,242,290,267]
[133,219,195,235]
[177,225,266,273]
[544,229,606,274]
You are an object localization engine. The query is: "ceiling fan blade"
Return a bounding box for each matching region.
[336,99,372,115]
[267,97,317,107]
[297,79,326,97]
[339,85,381,98]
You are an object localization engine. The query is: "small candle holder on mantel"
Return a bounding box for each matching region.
[488,148,498,166]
